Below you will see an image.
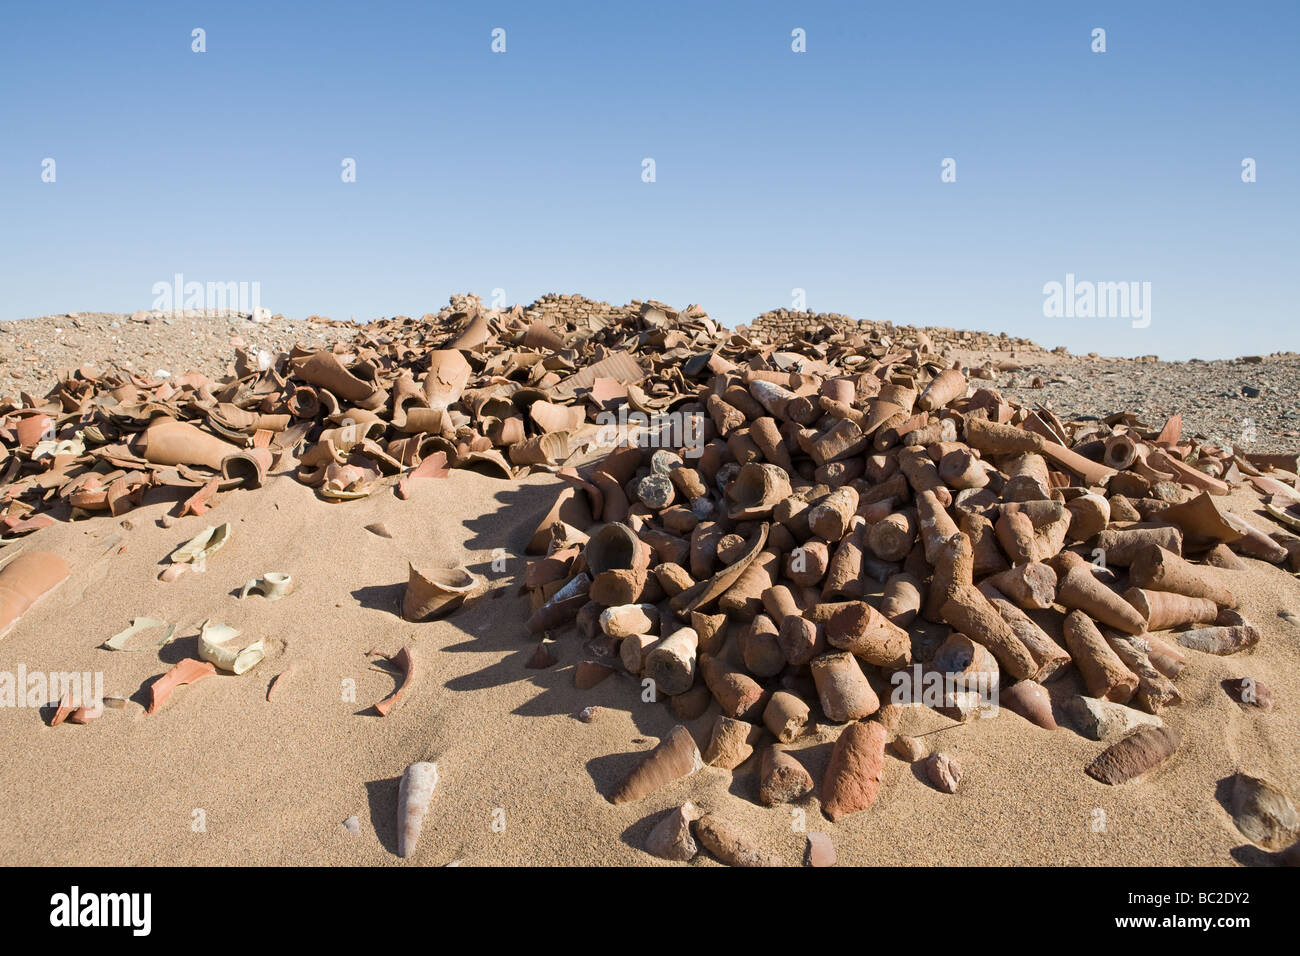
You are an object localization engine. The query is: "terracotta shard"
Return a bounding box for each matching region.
[373,646,417,716]
[821,720,887,821]
[695,813,783,867]
[574,659,614,688]
[1001,680,1057,729]
[645,802,702,862]
[402,563,481,621]
[397,761,439,859]
[758,745,815,805]
[147,658,217,714]
[611,725,703,804]
[1085,726,1180,784]
[0,550,71,639]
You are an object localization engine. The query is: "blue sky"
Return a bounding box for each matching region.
[1,1,1295,359]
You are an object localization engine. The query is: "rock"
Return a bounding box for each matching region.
[578,705,601,723]
[645,802,702,861]
[343,816,361,835]
[635,474,675,509]
[599,603,658,639]
[1229,773,1299,850]
[804,832,836,867]
[695,812,783,867]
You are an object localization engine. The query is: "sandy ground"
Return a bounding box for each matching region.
[1,465,1296,866]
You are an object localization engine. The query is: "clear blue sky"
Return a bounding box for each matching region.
[1,1,1296,359]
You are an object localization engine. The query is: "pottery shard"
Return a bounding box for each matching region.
[1063,695,1163,741]
[645,801,703,861]
[0,550,71,639]
[694,812,783,867]
[1000,680,1057,730]
[599,603,658,638]
[398,761,439,859]
[703,716,761,770]
[1222,677,1274,712]
[147,658,217,713]
[758,745,815,805]
[810,652,879,723]
[575,660,614,688]
[925,752,963,793]
[822,720,887,821]
[804,831,837,867]
[1085,726,1181,785]
[1229,773,1300,850]
[526,642,557,669]
[611,725,703,804]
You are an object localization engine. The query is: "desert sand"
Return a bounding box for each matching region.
[1,464,1295,866]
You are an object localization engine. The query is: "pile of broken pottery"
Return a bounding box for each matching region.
[4,294,1300,865]
[481,305,1300,863]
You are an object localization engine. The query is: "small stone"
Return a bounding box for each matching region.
[804,832,836,867]
[645,801,702,861]
[578,705,601,723]
[343,816,361,835]
[891,734,927,762]
[1241,384,1261,398]
[925,752,962,793]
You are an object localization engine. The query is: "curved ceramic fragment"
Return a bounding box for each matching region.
[291,351,377,404]
[402,564,481,621]
[147,658,217,713]
[220,447,274,488]
[197,620,265,675]
[135,419,240,470]
[373,646,417,716]
[0,550,70,639]
[101,617,176,652]
[397,760,439,858]
[239,572,293,601]
[169,523,231,569]
[320,461,378,500]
